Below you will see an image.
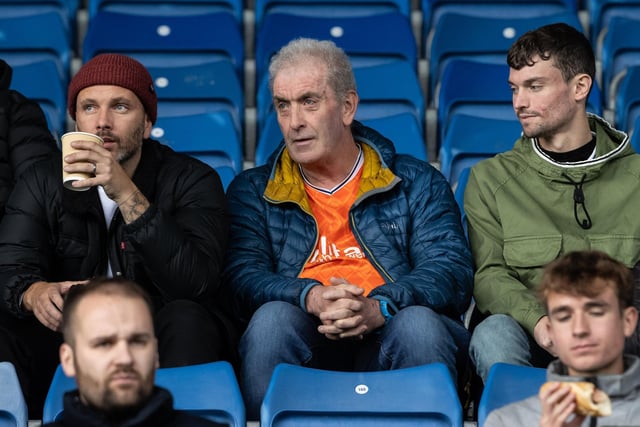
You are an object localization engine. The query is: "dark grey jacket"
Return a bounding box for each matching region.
[0,59,58,222]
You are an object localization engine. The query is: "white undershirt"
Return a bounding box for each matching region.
[98,186,118,278]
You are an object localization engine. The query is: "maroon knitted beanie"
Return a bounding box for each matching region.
[67,53,157,124]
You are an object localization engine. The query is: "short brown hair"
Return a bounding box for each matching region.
[61,276,154,345]
[538,250,634,311]
[507,22,595,86]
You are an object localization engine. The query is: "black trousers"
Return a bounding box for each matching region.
[0,299,233,419]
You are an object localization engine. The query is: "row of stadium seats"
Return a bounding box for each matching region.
[0,359,547,427]
[2,0,640,190]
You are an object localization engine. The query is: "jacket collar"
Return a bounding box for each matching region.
[60,387,175,427]
[263,122,399,206]
[61,139,160,214]
[547,355,640,398]
[515,114,630,182]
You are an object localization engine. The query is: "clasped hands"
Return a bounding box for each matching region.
[305,277,385,340]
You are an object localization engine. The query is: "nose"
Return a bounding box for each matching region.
[512,89,528,111]
[95,108,112,132]
[113,340,134,365]
[572,312,589,337]
[288,103,305,131]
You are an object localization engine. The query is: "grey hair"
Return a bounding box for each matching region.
[268,38,356,102]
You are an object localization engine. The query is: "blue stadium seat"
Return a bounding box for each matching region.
[362,113,427,161]
[422,0,577,47]
[439,114,521,185]
[436,59,512,148]
[0,9,71,86]
[8,57,67,137]
[255,11,417,92]
[144,57,244,140]
[435,58,602,150]
[427,12,583,103]
[255,0,411,30]
[261,363,463,426]
[631,117,640,152]
[477,363,546,427]
[0,362,27,427]
[83,11,244,82]
[151,111,242,190]
[255,112,426,167]
[43,361,245,426]
[588,0,640,44]
[600,16,640,109]
[453,166,471,238]
[88,0,243,23]
[613,65,640,131]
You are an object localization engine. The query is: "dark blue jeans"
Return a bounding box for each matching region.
[239,301,470,420]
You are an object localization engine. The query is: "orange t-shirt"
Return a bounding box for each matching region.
[298,155,385,296]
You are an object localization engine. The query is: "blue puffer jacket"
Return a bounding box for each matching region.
[222,121,473,325]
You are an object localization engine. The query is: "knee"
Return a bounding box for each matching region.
[470,314,519,349]
[387,306,445,340]
[240,302,309,349]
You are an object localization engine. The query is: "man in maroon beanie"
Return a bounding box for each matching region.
[0,53,235,419]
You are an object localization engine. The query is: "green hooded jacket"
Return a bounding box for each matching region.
[465,114,640,335]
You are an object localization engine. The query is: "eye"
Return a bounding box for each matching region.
[82,104,96,113]
[530,84,542,91]
[95,340,113,348]
[588,308,605,317]
[275,101,289,112]
[303,98,316,106]
[114,104,128,112]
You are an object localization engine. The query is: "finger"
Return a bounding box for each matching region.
[334,315,364,330]
[318,324,344,335]
[319,309,356,322]
[339,324,368,339]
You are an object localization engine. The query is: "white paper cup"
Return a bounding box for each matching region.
[61,132,104,191]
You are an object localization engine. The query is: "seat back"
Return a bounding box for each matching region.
[0,362,28,427]
[427,12,583,102]
[613,65,640,131]
[152,111,242,190]
[422,0,576,45]
[83,11,244,81]
[477,363,546,427]
[439,113,520,186]
[255,0,411,30]
[9,57,67,137]
[0,9,71,85]
[145,57,244,138]
[43,361,245,427]
[453,166,471,238]
[601,17,640,114]
[588,0,640,44]
[87,0,243,23]
[255,11,417,91]
[261,363,463,426]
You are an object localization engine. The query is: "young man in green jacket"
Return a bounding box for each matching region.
[465,23,640,383]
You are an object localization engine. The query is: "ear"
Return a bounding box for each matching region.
[573,73,592,103]
[143,115,153,139]
[623,306,639,338]
[342,90,359,126]
[60,343,76,378]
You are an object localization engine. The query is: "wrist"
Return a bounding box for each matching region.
[379,300,396,324]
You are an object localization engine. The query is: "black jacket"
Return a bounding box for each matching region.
[0,59,58,222]
[43,387,227,427]
[0,139,228,317]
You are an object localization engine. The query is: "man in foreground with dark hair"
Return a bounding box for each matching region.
[44,277,225,427]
